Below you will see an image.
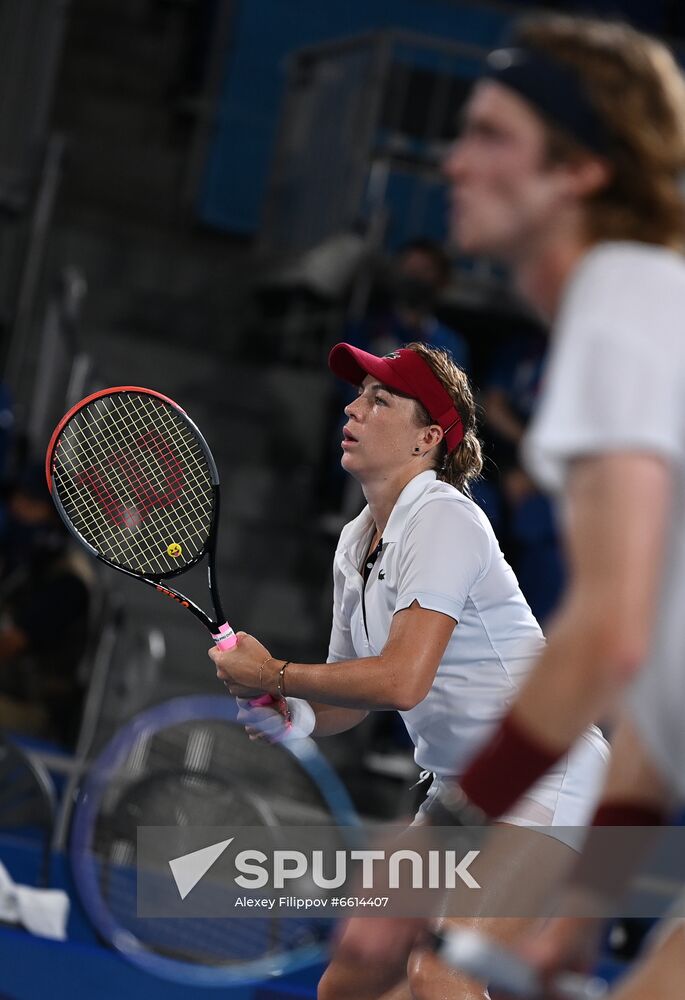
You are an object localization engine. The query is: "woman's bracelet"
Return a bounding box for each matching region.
[258,654,272,690]
[277,661,291,700]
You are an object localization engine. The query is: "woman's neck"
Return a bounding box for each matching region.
[362,467,427,539]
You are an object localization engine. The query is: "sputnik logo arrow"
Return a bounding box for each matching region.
[169,838,234,900]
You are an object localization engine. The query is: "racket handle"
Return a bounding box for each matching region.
[433,929,607,1000]
[212,622,238,651]
[211,626,288,721]
[249,692,292,727]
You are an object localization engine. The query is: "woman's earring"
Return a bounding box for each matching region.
[413,447,421,455]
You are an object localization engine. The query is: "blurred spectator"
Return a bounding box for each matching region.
[0,466,93,747]
[347,239,471,371]
[483,327,544,464]
[482,329,564,624]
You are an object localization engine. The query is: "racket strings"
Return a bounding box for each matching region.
[55,394,212,573]
[122,722,336,820]
[97,853,298,967]
[52,393,215,576]
[91,740,325,966]
[100,858,312,966]
[55,396,212,574]
[91,723,338,860]
[97,775,274,857]
[57,397,208,553]
[56,397,203,568]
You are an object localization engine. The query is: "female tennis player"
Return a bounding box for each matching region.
[210,340,609,1000]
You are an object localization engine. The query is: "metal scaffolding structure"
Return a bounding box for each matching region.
[259,29,486,261]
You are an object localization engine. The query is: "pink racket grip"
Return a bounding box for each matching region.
[211,622,238,651]
[212,625,289,724]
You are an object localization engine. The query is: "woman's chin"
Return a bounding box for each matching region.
[341,453,363,478]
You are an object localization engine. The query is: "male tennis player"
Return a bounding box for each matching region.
[327,14,685,999]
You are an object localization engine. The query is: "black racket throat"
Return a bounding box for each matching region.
[121,546,226,634]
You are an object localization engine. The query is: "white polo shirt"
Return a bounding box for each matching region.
[524,241,685,800]
[327,470,547,775]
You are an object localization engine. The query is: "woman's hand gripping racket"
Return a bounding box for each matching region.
[45,386,277,712]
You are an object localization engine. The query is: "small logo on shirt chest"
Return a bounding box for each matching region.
[378,570,385,580]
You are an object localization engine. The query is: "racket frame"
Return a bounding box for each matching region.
[70,695,361,987]
[46,386,229,636]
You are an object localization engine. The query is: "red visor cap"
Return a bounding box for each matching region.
[328,343,464,452]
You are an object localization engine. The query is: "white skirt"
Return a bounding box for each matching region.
[414,725,610,851]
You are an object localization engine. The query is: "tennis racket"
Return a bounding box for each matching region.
[45,386,275,706]
[70,696,360,987]
[434,927,607,1000]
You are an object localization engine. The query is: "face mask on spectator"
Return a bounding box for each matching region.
[393,275,438,313]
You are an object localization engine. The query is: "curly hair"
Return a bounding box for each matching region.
[405,341,482,494]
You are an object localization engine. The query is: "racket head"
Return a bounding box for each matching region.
[70,696,359,987]
[46,387,219,581]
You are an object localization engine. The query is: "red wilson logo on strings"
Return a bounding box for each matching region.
[73,429,185,527]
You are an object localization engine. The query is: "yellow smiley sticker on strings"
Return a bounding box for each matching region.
[167,542,183,558]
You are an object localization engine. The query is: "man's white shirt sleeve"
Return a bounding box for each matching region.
[524,245,685,492]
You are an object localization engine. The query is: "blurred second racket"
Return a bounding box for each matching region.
[70,696,360,987]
